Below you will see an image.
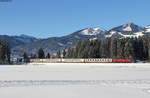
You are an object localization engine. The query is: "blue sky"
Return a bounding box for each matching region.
[0,0,150,38]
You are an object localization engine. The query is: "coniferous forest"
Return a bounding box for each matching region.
[0,40,11,64]
[66,36,150,62]
[1,36,150,63]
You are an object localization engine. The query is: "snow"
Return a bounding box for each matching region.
[105,31,117,38]
[106,31,145,38]
[110,31,117,35]
[0,63,150,98]
[134,32,145,36]
[58,42,65,46]
[80,27,106,36]
[89,37,98,41]
[106,23,147,38]
[122,23,144,32]
[123,25,132,31]
[93,27,103,31]
[145,26,150,32]
[121,32,145,38]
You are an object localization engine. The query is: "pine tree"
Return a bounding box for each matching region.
[46,53,51,58]
[0,40,11,64]
[148,38,150,61]
[65,36,150,62]
[62,50,66,58]
[38,48,45,58]
[23,52,29,63]
[124,39,135,61]
[57,50,61,58]
[110,38,118,58]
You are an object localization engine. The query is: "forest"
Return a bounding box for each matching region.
[0,40,11,64]
[1,36,150,64]
[65,36,150,62]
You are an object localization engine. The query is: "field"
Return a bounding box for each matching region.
[0,63,150,98]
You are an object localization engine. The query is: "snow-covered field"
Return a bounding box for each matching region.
[0,63,150,98]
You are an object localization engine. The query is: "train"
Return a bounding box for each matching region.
[30,58,133,63]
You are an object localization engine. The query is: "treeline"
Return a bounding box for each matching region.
[0,40,11,64]
[25,36,150,62]
[66,36,150,62]
[29,48,60,59]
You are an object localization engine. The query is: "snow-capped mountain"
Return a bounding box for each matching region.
[105,23,149,38]
[144,26,150,33]
[2,22,150,56]
[77,27,107,40]
[113,23,144,33]
[13,28,107,55]
[80,27,106,36]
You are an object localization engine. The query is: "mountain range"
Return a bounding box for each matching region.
[0,23,150,57]
[0,34,38,48]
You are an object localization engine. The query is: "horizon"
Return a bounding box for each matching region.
[0,0,150,38]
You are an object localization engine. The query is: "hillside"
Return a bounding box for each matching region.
[1,23,150,57]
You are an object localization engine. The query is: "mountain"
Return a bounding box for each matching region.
[80,27,106,35]
[144,25,150,34]
[0,34,39,48]
[105,23,148,38]
[12,28,106,55]
[2,23,150,57]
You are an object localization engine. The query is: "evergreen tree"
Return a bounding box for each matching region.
[148,38,150,61]
[0,40,11,64]
[65,36,150,62]
[124,39,135,60]
[46,53,51,58]
[23,52,29,63]
[110,38,118,58]
[62,50,66,58]
[57,50,61,58]
[38,48,45,58]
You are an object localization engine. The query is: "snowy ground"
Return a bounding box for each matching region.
[0,63,150,98]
